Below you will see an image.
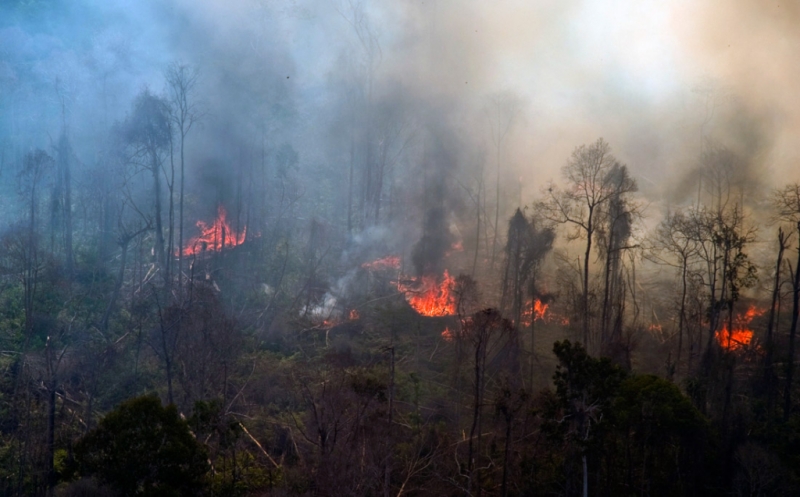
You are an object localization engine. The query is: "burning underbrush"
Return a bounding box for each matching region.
[179,205,246,257]
[396,270,457,317]
[715,305,766,351]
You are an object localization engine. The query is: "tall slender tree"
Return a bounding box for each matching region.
[166,62,200,299]
[541,139,636,349]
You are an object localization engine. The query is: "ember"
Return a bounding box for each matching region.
[397,270,457,317]
[716,306,766,351]
[180,205,246,256]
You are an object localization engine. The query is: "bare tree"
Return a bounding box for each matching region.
[165,62,200,298]
[461,308,511,496]
[764,227,791,409]
[772,183,800,419]
[17,149,53,352]
[648,209,699,374]
[121,89,171,269]
[540,138,636,349]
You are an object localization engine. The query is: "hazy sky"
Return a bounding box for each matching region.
[3,0,798,205]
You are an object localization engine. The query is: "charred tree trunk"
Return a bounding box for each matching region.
[677,256,689,373]
[583,209,594,347]
[467,336,486,496]
[784,222,800,420]
[766,228,788,409]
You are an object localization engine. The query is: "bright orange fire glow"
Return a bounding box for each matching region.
[397,270,457,316]
[441,327,454,341]
[521,299,550,327]
[716,306,766,351]
[361,256,401,271]
[180,206,246,256]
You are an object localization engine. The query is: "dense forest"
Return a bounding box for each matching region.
[2,0,800,495]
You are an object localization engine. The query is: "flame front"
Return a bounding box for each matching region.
[716,306,766,351]
[180,206,246,256]
[398,270,457,317]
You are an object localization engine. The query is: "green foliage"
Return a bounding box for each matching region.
[538,341,712,495]
[75,394,209,496]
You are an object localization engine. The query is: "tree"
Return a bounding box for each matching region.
[772,183,800,420]
[121,89,171,269]
[649,209,700,375]
[75,394,209,496]
[541,139,636,349]
[596,163,637,353]
[165,62,201,299]
[764,227,791,410]
[17,149,53,352]
[500,209,554,385]
[547,340,626,497]
[461,308,512,496]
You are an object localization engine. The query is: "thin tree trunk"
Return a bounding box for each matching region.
[467,340,483,495]
[384,346,394,497]
[583,211,594,347]
[784,223,800,420]
[153,153,165,267]
[472,182,481,277]
[501,411,512,497]
[178,129,185,300]
[766,228,787,409]
[677,256,688,372]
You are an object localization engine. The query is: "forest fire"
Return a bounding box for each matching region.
[361,255,401,271]
[312,308,360,329]
[179,206,246,256]
[397,270,457,317]
[715,306,766,351]
[520,299,550,327]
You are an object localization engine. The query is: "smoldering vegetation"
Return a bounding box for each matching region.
[2,0,800,495]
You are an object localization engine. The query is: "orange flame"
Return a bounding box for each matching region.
[520,299,550,327]
[361,256,401,271]
[397,270,457,316]
[715,306,766,351]
[180,206,246,256]
[441,327,454,341]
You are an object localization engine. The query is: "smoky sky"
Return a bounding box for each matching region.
[2,0,799,224]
